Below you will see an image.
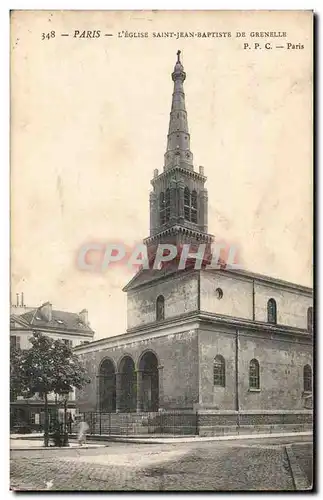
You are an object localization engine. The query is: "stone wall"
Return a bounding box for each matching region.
[238,332,313,410]
[197,410,313,437]
[198,326,313,411]
[76,328,199,412]
[200,270,312,329]
[200,272,253,320]
[198,327,237,410]
[254,283,313,329]
[127,272,198,330]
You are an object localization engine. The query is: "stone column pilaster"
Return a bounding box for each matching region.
[200,188,208,233]
[158,365,164,411]
[96,375,101,411]
[115,372,122,413]
[178,180,185,224]
[136,370,144,412]
[149,191,158,235]
[170,178,177,223]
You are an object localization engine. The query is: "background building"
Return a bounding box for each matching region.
[10,300,95,431]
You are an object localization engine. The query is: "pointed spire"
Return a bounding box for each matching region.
[164,51,194,171]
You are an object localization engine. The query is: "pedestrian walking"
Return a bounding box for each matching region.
[77,418,89,446]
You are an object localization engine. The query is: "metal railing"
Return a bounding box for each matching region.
[10,409,312,436]
[73,411,199,436]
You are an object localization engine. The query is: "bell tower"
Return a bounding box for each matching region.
[145,51,213,254]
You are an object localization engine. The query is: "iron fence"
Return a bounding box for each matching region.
[74,411,199,436]
[10,408,312,436]
[10,407,74,434]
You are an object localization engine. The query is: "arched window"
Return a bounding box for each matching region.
[156,295,165,321]
[159,192,165,226]
[184,187,190,221]
[191,190,197,223]
[303,365,312,392]
[267,298,277,324]
[165,188,171,223]
[307,307,313,332]
[249,359,260,389]
[213,355,225,387]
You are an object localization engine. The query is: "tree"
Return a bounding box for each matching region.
[10,332,91,447]
[10,344,27,401]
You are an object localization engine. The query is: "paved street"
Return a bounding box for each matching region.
[10,435,313,491]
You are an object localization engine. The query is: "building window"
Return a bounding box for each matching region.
[156,295,165,321]
[303,365,312,392]
[215,288,223,300]
[10,335,20,349]
[184,187,190,221]
[307,307,313,332]
[213,355,225,387]
[63,339,73,348]
[183,187,198,223]
[267,298,277,324]
[165,188,171,222]
[159,192,165,225]
[191,190,197,223]
[249,359,260,389]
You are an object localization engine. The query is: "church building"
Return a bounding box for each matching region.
[75,52,313,434]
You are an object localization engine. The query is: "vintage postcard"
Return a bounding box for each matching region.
[10,10,313,492]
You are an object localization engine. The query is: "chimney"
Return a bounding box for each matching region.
[40,301,52,322]
[21,292,24,307]
[16,293,19,307]
[79,309,88,326]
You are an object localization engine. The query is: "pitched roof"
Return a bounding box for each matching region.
[17,308,94,336]
[123,260,313,295]
[123,260,198,292]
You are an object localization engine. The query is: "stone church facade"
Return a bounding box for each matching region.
[75,52,313,431]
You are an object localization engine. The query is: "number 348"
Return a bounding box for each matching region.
[41,31,55,40]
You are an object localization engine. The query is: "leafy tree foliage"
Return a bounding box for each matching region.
[10,332,91,446]
[10,345,28,401]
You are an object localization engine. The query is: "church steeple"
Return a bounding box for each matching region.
[145,51,213,251]
[164,50,193,171]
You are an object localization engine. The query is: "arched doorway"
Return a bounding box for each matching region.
[119,356,136,412]
[139,351,159,412]
[98,358,116,412]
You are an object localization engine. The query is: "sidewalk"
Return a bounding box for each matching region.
[11,430,312,447]
[11,434,43,440]
[88,431,312,444]
[10,438,107,450]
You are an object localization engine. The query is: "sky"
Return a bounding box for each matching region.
[11,10,313,339]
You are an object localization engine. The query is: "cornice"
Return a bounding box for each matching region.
[205,268,313,296]
[144,224,214,246]
[74,309,312,355]
[151,166,206,186]
[10,324,94,338]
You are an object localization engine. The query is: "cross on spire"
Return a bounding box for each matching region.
[177,50,181,63]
